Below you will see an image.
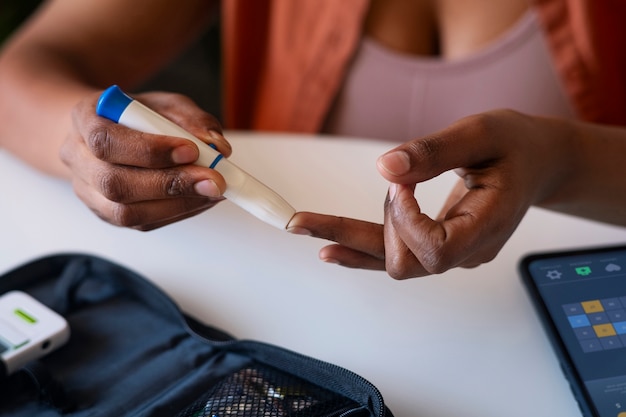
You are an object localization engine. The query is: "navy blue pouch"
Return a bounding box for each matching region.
[0,253,392,417]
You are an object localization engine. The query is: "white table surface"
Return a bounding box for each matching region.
[1,131,625,416]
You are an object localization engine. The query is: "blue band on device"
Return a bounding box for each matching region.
[96,85,132,122]
[209,154,223,169]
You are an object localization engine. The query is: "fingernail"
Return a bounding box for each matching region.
[378,151,411,176]
[208,130,223,140]
[172,145,198,164]
[207,130,232,153]
[388,183,397,202]
[321,257,340,265]
[194,179,221,198]
[286,226,312,236]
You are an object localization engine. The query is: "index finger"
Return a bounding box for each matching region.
[135,91,232,157]
[73,93,200,168]
[288,211,386,260]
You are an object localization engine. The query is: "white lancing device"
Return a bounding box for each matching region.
[96,85,296,230]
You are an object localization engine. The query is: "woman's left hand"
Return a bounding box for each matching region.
[288,110,570,279]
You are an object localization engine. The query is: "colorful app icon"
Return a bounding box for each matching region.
[575,266,592,276]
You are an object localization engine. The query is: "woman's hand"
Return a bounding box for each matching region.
[60,90,233,231]
[289,110,572,278]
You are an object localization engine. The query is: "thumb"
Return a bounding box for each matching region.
[376,114,505,184]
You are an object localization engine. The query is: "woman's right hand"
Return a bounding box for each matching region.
[60,90,233,231]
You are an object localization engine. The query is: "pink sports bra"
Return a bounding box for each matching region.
[322,9,576,142]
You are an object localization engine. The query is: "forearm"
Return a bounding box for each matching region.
[536,118,626,225]
[0,0,216,178]
[0,40,96,177]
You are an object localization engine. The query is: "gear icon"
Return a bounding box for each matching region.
[546,270,562,280]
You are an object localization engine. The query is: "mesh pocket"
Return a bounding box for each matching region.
[177,364,360,417]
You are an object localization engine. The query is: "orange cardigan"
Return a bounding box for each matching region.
[221,0,626,131]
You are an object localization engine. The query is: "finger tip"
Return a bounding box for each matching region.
[377,150,411,177]
[318,248,340,264]
[285,213,310,235]
[207,130,232,155]
[320,256,340,265]
[286,225,312,236]
[194,179,223,198]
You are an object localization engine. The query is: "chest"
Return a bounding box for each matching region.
[364,0,531,59]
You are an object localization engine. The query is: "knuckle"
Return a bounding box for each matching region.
[133,224,156,232]
[89,202,139,228]
[463,109,523,139]
[386,265,410,280]
[465,112,493,133]
[110,203,141,228]
[407,136,441,163]
[480,251,498,264]
[384,250,422,280]
[163,171,188,196]
[404,135,447,173]
[88,127,115,160]
[98,170,127,202]
[161,92,190,104]
[418,244,455,275]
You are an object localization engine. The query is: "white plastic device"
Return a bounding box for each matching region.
[96,85,297,230]
[0,291,70,376]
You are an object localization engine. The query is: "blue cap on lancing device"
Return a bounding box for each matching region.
[96,85,132,122]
